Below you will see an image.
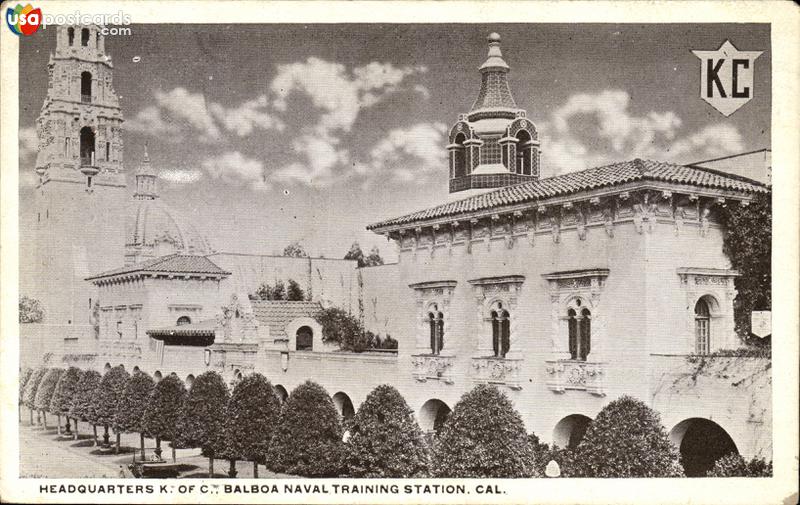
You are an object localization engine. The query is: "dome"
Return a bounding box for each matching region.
[125,199,214,264]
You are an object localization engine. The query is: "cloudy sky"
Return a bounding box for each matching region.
[18,23,770,261]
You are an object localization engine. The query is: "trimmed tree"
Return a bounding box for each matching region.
[49,367,82,436]
[175,371,230,477]
[91,366,130,452]
[267,381,345,477]
[431,384,533,478]
[19,368,33,422]
[142,374,187,462]
[345,384,429,477]
[114,371,155,460]
[34,368,63,429]
[571,395,683,477]
[69,369,102,443]
[220,373,279,478]
[706,453,772,477]
[23,367,47,425]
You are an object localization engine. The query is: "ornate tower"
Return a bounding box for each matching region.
[447,33,541,195]
[32,24,126,336]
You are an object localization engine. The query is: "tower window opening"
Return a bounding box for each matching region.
[81,72,92,103]
[516,130,533,175]
[695,298,711,355]
[67,28,74,46]
[106,141,110,161]
[81,28,89,47]
[79,126,95,166]
[452,133,467,178]
[428,308,444,355]
[490,305,511,358]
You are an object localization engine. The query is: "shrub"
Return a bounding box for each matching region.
[19,295,44,323]
[571,395,683,477]
[706,453,772,477]
[221,373,278,477]
[23,367,47,411]
[50,367,81,416]
[316,307,371,352]
[286,279,306,301]
[19,368,33,405]
[176,371,230,476]
[431,384,533,478]
[142,374,187,459]
[267,381,344,477]
[69,369,102,423]
[91,366,130,448]
[346,384,428,477]
[114,371,155,459]
[34,368,63,413]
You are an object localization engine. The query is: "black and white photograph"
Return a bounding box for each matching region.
[1,1,798,504]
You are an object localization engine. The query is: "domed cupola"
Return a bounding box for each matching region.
[125,149,214,264]
[447,33,541,196]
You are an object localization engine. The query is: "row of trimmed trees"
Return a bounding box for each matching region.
[20,366,767,478]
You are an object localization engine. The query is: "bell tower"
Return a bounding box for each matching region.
[447,33,542,196]
[32,24,127,337]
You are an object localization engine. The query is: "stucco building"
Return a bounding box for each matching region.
[23,28,771,477]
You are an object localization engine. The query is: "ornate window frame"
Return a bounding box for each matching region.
[677,268,738,352]
[542,269,609,361]
[467,275,525,359]
[409,280,457,355]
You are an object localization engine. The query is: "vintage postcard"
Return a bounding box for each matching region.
[1,1,798,504]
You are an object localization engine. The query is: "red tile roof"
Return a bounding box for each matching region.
[367,159,768,230]
[250,300,322,340]
[86,254,230,281]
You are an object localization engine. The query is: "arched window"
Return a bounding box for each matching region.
[81,71,92,103]
[81,28,90,46]
[491,304,510,358]
[428,307,444,355]
[695,298,711,354]
[567,304,591,361]
[296,325,313,351]
[176,316,191,326]
[516,129,533,175]
[79,126,95,166]
[452,133,467,178]
[67,27,74,46]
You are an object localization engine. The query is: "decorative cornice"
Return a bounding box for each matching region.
[542,269,610,281]
[409,280,458,291]
[467,275,526,287]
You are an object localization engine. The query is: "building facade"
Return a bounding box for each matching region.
[24,27,772,477]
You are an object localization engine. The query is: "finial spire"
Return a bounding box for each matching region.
[143,142,149,162]
[480,32,510,72]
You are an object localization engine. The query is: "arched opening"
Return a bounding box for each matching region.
[553,414,592,449]
[80,71,92,103]
[274,385,288,404]
[79,127,95,167]
[176,316,191,326]
[695,297,712,354]
[516,129,533,175]
[296,326,313,351]
[452,133,467,178]
[490,303,510,358]
[186,374,195,388]
[154,371,162,382]
[428,305,444,355]
[104,363,112,372]
[332,392,355,421]
[419,399,451,438]
[81,28,90,46]
[567,303,592,361]
[67,27,74,46]
[671,418,738,477]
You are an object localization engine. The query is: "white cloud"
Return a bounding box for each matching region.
[368,122,448,183]
[159,168,203,184]
[154,88,221,141]
[273,134,350,186]
[19,126,38,162]
[209,94,285,137]
[201,151,269,191]
[543,89,745,174]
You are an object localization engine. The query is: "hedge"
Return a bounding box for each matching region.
[346,384,429,477]
[176,371,230,477]
[267,381,345,477]
[142,374,187,460]
[23,367,47,411]
[68,369,102,423]
[706,453,772,477]
[571,395,683,477]
[113,370,155,459]
[34,368,64,427]
[431,384,533,478]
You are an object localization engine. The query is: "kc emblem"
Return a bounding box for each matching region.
[692,40,763,117]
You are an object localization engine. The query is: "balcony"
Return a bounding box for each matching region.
[545,359,606,396]
[411,354,455,384]
[471,356,523,390]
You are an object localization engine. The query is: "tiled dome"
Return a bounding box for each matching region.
[125,199,214,264]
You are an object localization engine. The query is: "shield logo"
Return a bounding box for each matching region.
[692,40,763,117]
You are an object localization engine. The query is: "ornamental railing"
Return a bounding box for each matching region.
[471,356,523,390]
[544,359,606,396]
[410,354,455,384]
